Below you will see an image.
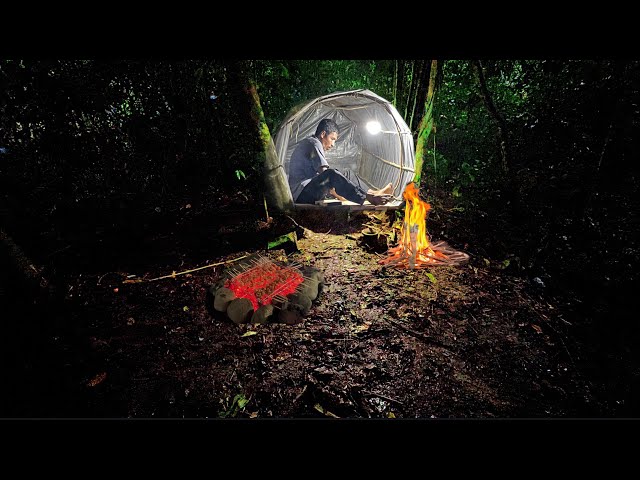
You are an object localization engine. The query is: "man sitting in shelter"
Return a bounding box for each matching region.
[288,119,393,206]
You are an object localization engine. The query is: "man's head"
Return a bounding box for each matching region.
[314,119,339,152]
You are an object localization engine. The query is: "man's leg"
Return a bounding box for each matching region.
[296,169,367,205]
[342,170,394,196]
[341,170,370,193]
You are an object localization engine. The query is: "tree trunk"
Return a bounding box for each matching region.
[408,60,426,131]
[472,60,510,176]
[411,60,431,131]
[247,81,294,212]
[403,61,416,121]
[413,60,438,186]
[229,61,293,212]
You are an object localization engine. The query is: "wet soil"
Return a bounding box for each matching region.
[2,205,622,419]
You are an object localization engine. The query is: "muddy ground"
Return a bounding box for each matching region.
[3,205,627,419]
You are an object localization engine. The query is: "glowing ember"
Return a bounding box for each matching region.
[225,259,304,310]
[379,182,469,268]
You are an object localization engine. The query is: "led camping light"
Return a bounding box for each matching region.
[366,121,382,134]
[365,121,395,135]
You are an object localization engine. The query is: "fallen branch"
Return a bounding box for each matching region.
[97,271,127,286]
[285,214,301,229]
[362,390,405,405]
[542,320,576,367]
[0,229,51,295]
[385,317,452,350]
[123,254,250,284]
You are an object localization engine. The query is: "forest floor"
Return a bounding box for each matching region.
[2,196,625,419]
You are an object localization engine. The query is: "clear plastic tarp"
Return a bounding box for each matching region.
[274,89,415,202]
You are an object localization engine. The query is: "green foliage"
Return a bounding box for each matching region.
[460,161,476,183]
[2,58,637,304]
[433,61,496,186]
[253,60,395,134]
[414,92,435,185]
[218,394,249,418]
[0,60,237,202]
[267,231,297,251]
[430,58,640,300]
[433,59,631,197]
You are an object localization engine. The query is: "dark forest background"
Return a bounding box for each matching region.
[1,59,638,413]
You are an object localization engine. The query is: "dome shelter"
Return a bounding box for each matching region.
[273,89,415,210]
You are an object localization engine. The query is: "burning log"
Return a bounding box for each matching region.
[379,182,469,269]
[409,223,418,269]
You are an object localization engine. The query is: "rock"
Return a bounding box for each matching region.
[251,304,274,324]
[226,298,254,324]
[301,267,325,298]
[298,278,319,301]
[277,304,303,325]
[287,292,312,316]
[211,262,325,326]
[273,294,307,324]
[532,277,545,289]
[214,287,236,312]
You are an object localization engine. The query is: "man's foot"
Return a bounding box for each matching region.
[380,183,394,195]
[365,193,390,205]
[367,183,394,196]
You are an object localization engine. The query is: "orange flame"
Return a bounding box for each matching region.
[379,182,468,268]
[401,182,432,254]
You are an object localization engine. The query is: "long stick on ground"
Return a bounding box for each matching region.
[123,254,250,284]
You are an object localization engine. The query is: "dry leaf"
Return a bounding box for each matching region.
[314,403,340,418]
[351,322,371,334]
[294,385,308,403]
[274,352,291,362]
[241,331,258,337]
[532,324,543,334]
[87,372,107,387]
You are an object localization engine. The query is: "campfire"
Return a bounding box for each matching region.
[211,255,324,325]
[379,182,469,268]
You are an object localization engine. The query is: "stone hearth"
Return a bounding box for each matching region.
[209,256,324,325]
